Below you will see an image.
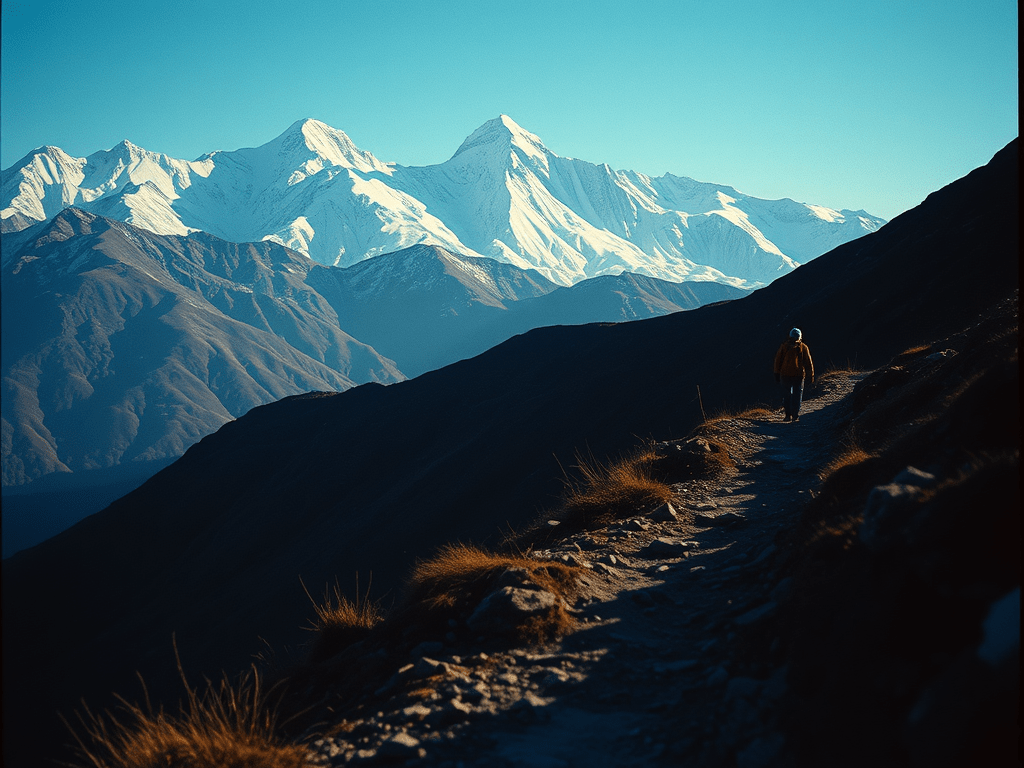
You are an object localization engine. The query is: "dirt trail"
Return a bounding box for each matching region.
[307,373,861,767]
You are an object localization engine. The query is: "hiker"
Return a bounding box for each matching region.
[774,327,814,422]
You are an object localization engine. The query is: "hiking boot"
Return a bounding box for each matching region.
[783,415,792,422]
[793,414,800,422]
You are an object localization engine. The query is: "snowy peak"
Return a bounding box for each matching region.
[450,115,549,167]
[1,144,81,179]
[1,116,888,290]
[276,118,392,176]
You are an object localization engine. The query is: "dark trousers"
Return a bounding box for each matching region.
[780,376,804,417]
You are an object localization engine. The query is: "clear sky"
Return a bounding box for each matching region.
[1,0,1017,220]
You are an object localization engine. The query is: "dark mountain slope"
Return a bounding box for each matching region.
[1,210,403,487]
[2,139,1017,766]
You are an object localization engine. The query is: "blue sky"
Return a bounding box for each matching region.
[1,0,1017,220]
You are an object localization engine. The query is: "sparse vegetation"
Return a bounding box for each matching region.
[303,576,384,663]
[561,449,674,524]
[402,543,580,644]
[65,660,309,768]
[702,405,776,426]
[817,442,874,483]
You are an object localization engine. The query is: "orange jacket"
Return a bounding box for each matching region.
[774,340,814,380]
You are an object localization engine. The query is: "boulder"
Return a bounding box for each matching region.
[467,586,557,635]
[860,466,937,552]
[694,511,748,527]
[642,537,698,558]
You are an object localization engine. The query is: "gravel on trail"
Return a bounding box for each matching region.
[305,374,861,768]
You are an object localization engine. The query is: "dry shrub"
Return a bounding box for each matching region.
[818,443,874,483]
[65,661,308,768]
[896,344,932,359]
[807,510,864,550]
[407,543,577,611]
[403,543,580,643]
[303,577,383,663]
[703,405,775,426]
[562,450,674,525]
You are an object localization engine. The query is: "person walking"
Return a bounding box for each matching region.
[774,327,814,422]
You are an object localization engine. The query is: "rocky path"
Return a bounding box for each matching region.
[306,373,862,768]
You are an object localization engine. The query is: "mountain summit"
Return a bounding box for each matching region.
[2,117,884,286]
[450,114,550,167]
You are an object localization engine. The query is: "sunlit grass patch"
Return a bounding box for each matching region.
[406,543,577,612]
[702,405,776,426]
[402,543,580,643]
[303,577,384,663]
[818,443,875,483]
[561,449,675,524]
[65,659,308,768]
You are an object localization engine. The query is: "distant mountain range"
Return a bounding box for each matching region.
[1,211,746,495]
[1,115,884,288]
[310,243,745,378]
[0,208,402,487]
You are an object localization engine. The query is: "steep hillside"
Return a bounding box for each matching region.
[260,294,1015,767]
[2,222,740,500]
[1,140,1016,767]
[1,209,403,487]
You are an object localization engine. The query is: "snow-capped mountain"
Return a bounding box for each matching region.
[2,116,885,288]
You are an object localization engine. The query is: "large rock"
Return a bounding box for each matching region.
[860,466,937,552]
[466,586,558,636]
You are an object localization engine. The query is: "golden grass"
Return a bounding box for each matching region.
[303,577,384,662]
[561,449,674,524]
[65,662,308,768]
[407,543,576,610]
[704,409,774,434]
[897,344,932,358]
[818,444,874,482]
[701,405,775,427]
[403,543,580,643]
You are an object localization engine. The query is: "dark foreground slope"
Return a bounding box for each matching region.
[2,140,1017,765]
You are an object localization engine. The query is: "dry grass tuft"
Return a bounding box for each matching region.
[65,659,309,768]
[407,543,576,610]
[561,450,674,524]
[818,443,874,483]
[403,543,580,643]
[303,577,384,663]
[896,344,932,359]
[703,405,775,426]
